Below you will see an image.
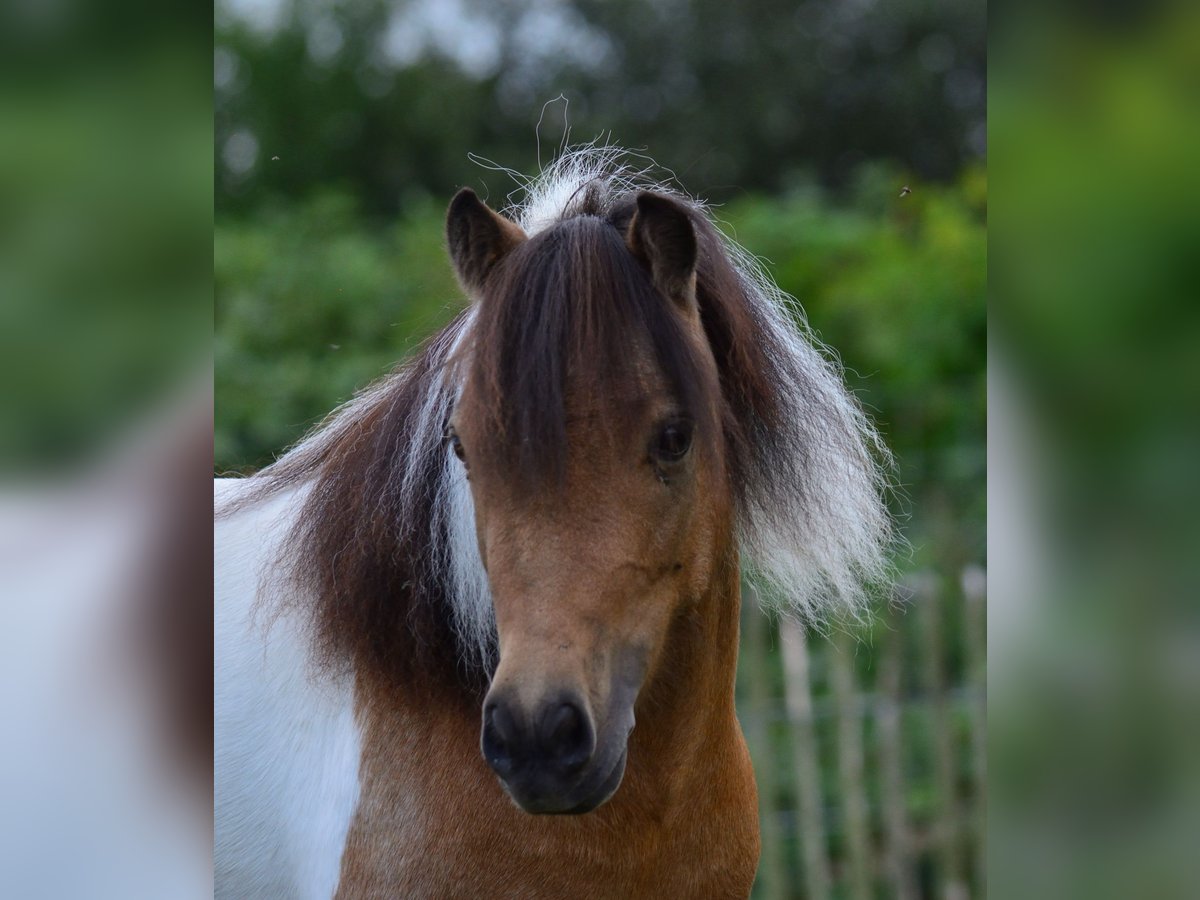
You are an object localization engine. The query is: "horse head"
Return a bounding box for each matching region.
[446,188,731,813]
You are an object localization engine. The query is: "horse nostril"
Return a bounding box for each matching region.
[539,700,595,773]
[482,701,519,777]
[484,695,596,781]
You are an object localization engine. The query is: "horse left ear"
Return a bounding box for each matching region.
[446,188,527,296]
[626,192,698,313]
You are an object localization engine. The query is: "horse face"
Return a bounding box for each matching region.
[452,378,726,814]
[447,189,728,814]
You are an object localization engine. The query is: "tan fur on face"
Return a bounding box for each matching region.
[459,363,723,759]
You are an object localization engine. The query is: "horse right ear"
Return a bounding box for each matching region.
[626,192,698,314]
[446,188,527,296]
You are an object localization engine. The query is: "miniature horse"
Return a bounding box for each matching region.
[214,149,890,898]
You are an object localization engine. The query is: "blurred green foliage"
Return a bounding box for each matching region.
[992,10,1200,533]
[989,9,1200,900]
[215,192,461,471]
[217,0,985,215]
[0,53,211,470]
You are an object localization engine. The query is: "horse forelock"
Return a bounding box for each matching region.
[225,145,893,693]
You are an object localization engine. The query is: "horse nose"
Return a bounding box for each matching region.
[538,700,594,774]
[481,694,595,778]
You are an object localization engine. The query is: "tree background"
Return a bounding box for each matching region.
[215,1,986,896]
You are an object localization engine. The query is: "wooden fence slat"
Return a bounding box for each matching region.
[915,573,968,900]
[876,608,919,900]
[778,617,832,900]
[739,567,983,900]
[830,630,874,900]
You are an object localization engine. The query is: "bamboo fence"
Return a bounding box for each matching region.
[738,568,986,899]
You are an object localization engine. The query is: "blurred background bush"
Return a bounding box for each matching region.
[989,5,1200,900]
[215,1,986,897]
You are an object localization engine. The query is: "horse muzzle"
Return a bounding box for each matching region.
[481,689,632,814]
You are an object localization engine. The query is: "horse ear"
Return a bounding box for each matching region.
[446,188,527,295]
[626,192,698,312]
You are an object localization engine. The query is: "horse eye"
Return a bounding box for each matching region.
[447,427,466,464]
[653,420,693,464]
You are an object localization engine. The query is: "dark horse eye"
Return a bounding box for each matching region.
[652,420,693,464]
[447,427,466,463]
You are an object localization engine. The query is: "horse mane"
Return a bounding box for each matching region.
[219,145,892,693]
